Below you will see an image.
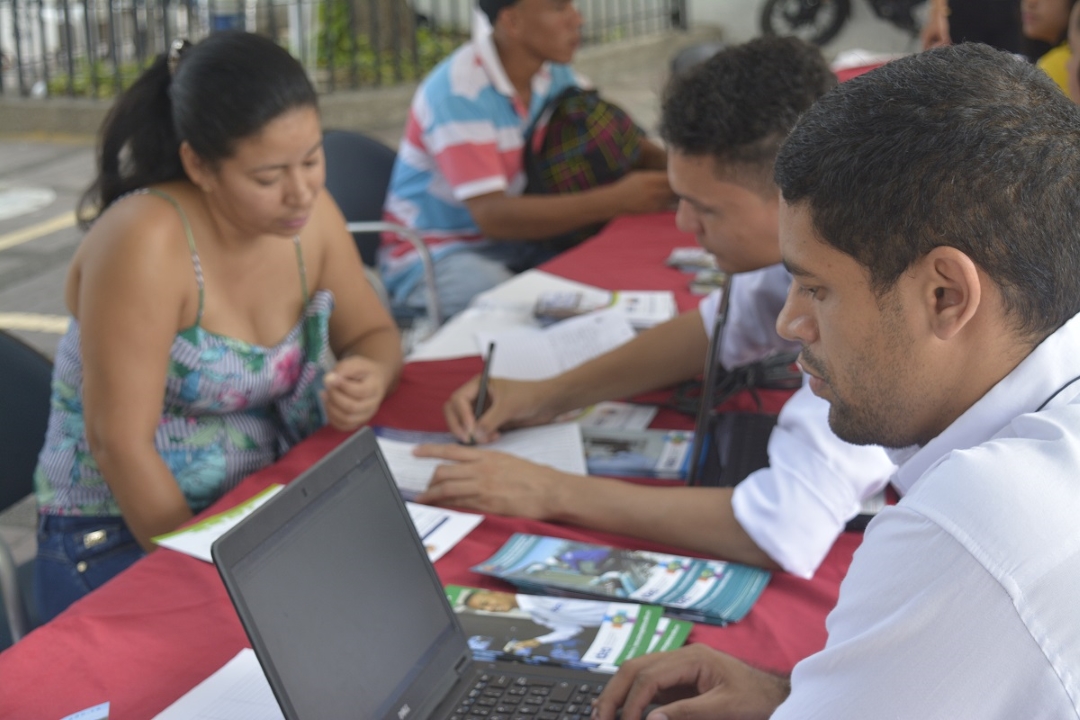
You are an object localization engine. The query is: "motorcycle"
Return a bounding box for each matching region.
[759,0,927,46]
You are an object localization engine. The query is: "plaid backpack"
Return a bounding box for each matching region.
[523,87,643,251]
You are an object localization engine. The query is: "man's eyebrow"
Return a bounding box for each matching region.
[782,257,815,278]
[678,193,719,214]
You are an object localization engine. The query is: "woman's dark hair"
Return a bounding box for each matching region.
[79,31,318,226]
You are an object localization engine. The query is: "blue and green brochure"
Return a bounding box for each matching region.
[471,534,771,626]
[444,585,691,673]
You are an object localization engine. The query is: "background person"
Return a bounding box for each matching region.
[1065,0,1080,100]
[380,0,673,320]
[595,43,1080,720]
[413,37,895,578]
[33,32,402,623]
[1021,0,1080,90]
[921,0,1028,55]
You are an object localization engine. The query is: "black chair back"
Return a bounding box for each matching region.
[0,331,52,513]
[322,129,399,267]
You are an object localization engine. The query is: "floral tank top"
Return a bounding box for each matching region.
[35,188,333,517]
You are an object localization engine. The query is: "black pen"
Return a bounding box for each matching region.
[468,342,496,445]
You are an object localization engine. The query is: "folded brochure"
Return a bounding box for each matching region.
[445,585,690,673]
[472,534,770,626]
[154,484,481,564]
[582,427,693,480]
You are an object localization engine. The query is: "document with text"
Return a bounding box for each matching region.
[475,308,637,381]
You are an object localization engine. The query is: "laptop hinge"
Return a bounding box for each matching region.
[454,654,469,674]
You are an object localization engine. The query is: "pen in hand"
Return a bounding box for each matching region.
[468,342,496,446]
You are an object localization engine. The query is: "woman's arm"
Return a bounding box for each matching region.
[312,191,403,429]
[73,195,199,551]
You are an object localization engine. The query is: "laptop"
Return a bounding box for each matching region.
[212,427,607,720]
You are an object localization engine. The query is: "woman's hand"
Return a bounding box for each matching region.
[321,355,392,430]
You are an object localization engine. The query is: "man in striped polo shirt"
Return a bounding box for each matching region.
[382,0,673,319]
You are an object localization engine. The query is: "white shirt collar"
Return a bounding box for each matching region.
[471,7,555,114]
[472,7,517,98]
[890,311,1080,495]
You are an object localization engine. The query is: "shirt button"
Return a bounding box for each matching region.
[76,561,88,573]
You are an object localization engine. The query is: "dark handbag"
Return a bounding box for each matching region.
[522,87,644,251]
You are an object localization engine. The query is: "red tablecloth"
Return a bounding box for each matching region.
[0,213,860,719]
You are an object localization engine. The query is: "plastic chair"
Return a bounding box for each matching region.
[321,129,442,341]
[0,330,52,645]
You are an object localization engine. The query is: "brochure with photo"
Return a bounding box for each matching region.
[472,535,771,626]
[582,427,693,480]
[444,586,690,673]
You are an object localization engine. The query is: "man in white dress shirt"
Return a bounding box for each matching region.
[594,43,1080,719]
[412,36,896,579]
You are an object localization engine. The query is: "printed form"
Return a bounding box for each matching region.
[475,308,636,381]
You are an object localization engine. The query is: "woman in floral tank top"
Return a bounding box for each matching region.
[33,32,403,622]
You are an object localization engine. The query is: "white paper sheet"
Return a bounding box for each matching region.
[406,270,605,362]
[153,649,283,720]
[153,485,284,563]
[376,422,588,496]
[475,308,636,381]
[405,502,484,562]
[61,703,110,720]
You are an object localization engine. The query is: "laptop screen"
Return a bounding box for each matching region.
[218,436,467,719]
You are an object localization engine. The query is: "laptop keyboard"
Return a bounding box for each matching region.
[450,672,606,720]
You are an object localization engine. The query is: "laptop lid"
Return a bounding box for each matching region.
[212,428,471,720]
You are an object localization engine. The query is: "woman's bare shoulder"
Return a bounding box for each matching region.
[68,184,201,315]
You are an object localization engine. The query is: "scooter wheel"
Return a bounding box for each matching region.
[759,0,851,46]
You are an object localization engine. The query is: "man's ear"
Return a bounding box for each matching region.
[920,246,982,341]
[499,3,525,40]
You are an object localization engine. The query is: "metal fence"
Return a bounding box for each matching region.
[0,0,687,98]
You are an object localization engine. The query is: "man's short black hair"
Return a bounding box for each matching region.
[479,0,519,25]
[776,43,1080,342]
[659,35,835,192]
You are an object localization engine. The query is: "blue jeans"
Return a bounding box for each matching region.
[34,514,144,624]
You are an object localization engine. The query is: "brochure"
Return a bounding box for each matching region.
[472,534,771,626]
[582,427,693,480]
[689,269,727,295]
[561,401,658,431]
[534,290,677,330]
[153,484,481,564]
[665,246,719,272]
[153,485,285,562]
[444,585,690,673]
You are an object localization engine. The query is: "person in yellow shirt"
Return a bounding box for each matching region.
[1066,0,1080,101]
[1022,0,1080,91]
